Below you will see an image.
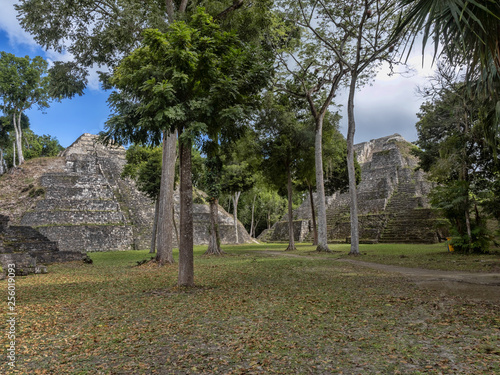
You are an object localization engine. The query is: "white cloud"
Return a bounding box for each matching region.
[1,1,104,91]
[0,0,38,48]
[334,40,439,144]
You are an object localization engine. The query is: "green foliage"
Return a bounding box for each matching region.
[430,183,490,254]
[123,142,206,200]
[397,0,500,91]
[16,0,276,92]
[0,51,74,165]
[255,91,311,194]
[0,52,51,115]
[48,61,87,100]
[122,145,163,200]
[203,154,222,202]
[104,7,273,146]
[414,72,499,253]
[0,112,62,169]
[221,162,256,195]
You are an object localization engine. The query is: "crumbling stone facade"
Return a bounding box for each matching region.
[20,133,251,253]
[0,214,83,277]
[260,134,448,244]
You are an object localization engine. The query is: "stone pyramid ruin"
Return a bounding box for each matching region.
[18,133,251,254]
[261,134,448,244]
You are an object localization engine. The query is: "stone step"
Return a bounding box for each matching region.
[12,241,59,253]
[38,225,134,252]
[36,199,120,212]
[21,210,126,226]
[33,251,85,264]
[3,226,54,242]
[41,173,109,187]
[45,186,115,200]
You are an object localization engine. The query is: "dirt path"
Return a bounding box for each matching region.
[257,251,500,302]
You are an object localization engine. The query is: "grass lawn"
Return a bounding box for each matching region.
[1,243,499,374]
[277,242,500,273]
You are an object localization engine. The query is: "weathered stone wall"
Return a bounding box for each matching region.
[0,214,83,277]
[265,220,310,242]
[265,134,446,244]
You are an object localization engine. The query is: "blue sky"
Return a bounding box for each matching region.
[0,0,436,148]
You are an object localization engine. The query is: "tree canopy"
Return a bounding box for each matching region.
[413,64,500,253]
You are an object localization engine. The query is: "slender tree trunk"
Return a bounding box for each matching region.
[314,116,330,252]
[286,165,296,251]
[250,194,257,238]
[205,198,223,255]
[232,191,241,244]
[156,130,177,264]
[13,113,24,165]
[464,183,472,247]
[347,74,360,256]
[253,218,260,237]
[150,199,160,254]
[308,184,318,246]
[173,205,179,247]
[12,141,16,168]
[0,149,5,175]
[474,203,481,227]
[178,134,194,287]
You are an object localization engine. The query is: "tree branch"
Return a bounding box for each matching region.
[216,0,245,20]
[165,0,175,21]
[179,0,189,13]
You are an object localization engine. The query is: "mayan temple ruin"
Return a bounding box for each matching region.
[1,133,251,275]
[261,134,448,244]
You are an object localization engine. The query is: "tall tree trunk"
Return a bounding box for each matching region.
[178,134,194,287]
[464,185,472,247]
[232,191,241,244]
[250,194,257,238]
[0,148,5,175]
[173,205,179,247]
[314,116,330,252]
[150,199,159,254]
[308,184,318,246]
[286,165,296,251]
[347,74,360,256]
[13,113,24,165]
[12,141,16,168]
[205,198,223,255]
[253,218,260,237]
[156,130,177,264]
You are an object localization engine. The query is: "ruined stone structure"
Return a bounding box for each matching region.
[19,133,251,253]
[260,134,447,244]
[0,214,83,276]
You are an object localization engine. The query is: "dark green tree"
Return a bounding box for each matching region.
[254,91,314,250]
[105,9,272,286]
[413,64,499,253]
[203,149,224,255]
[0,52,50,166]
[122,145,165,254]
